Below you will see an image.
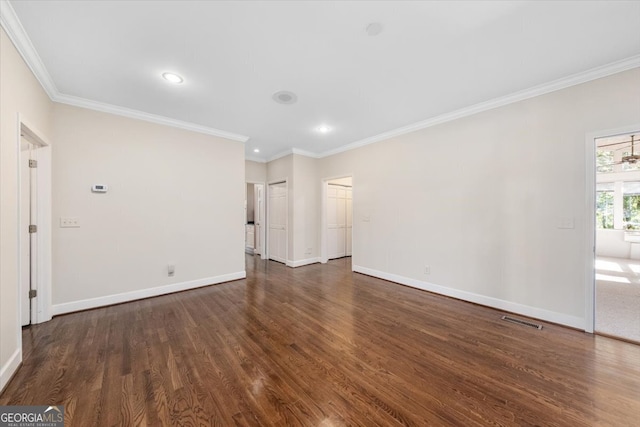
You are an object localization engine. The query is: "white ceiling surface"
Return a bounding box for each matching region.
[8,1,640,161]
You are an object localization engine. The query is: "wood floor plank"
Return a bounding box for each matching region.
[1,255,639,426]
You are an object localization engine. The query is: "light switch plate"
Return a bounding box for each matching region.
[60,217,80,228]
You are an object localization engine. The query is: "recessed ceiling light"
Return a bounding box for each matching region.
[162,72,184,84]
[272,90,297,105]
[316,125,331,134]
[366,22,384,36]
[253,148,260,153]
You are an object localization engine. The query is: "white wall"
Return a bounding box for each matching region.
[0,27,53,391]
[596,229,632,258]
[246,160,267,183]
[51,103,246,313]
[317,68,640,329]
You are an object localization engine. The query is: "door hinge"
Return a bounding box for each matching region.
[29,289,37,299]
[29,159,37,168]
[29,224,37,233]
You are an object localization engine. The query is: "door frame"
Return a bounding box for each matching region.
[584,123,640,333]
[246,181,266,259]
[17,114,52,325]
[266,179,288,263]
[320,174,354,264]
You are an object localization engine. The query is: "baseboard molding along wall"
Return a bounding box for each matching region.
[0,348,22,394]
[286,257,321,268]
[52,271,246,316]
[353,265,584,330]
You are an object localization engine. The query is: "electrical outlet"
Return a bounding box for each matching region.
[168,264,175,277]
[305,247,312,255]
[424,265,431,275]
[60,217,80,228]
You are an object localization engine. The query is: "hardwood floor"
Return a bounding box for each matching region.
[2,255,639,426]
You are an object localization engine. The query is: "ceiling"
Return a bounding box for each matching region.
[6,1,640,161]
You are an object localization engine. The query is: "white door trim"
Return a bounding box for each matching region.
[17,114,52,325]
[320,174,354,265]
[584,123,640,333]
[246,181,266,259]
[267,179,288,263]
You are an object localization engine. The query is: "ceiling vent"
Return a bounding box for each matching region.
[272,91,298,105]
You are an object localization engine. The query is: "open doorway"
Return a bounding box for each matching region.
[592,130,640,343]
[18,117,52,326]
[321,175,353,265]
[245,182,265,259]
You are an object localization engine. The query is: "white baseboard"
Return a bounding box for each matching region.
[245,247,255,254]
[52,271,246,316]
[286,257,321,268]
[353,265,584,330]
[0,348,22,393]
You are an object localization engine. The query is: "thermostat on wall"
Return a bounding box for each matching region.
[91,184,108,193]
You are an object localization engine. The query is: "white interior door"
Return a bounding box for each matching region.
[328,184,350,260]
[268,182,287,263]
[20,138,37,326]
[255,184,264,255]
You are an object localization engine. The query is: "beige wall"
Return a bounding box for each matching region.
[245,160,267,183]
[292,154,319,262]
[51,103,246,311]
[0,28,53,390]
[317,68,640,328]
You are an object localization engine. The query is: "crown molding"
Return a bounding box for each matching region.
[245,155,267,163]
[318,55,640,159]
[4,0,638,157]
[291,148,320,158]
[55,93,250,142]
[1,0,249,143]
[267,149,295,162]
[0,0,58,98]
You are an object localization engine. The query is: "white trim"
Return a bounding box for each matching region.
[354,265,584,330]
[320,56,640,159]
[17,115,53,326]
[286,257,321,268]
[320,174,355,264]
[54,94,249,142]
[246,181,266,260]
[51,271,246,316]
[0,0,57,98]
[268,149,295,162]
[266,179,289,264]
[584,124,640,334]
[0,348,21,393]
[245,155,267,163]
[291,148,320,158]
[0,2,250,143]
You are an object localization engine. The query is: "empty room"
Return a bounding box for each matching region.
[1,1,639,426]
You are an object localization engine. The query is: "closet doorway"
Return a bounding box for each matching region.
[245,182,265,258]
[324,176,353,261]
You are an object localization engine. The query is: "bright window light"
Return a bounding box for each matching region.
[595,273,630,284]
[595,260,623,272]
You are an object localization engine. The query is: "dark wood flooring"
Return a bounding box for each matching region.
[1,255,639,426]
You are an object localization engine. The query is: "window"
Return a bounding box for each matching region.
[596,183,614,229]
[623,182,640,230]
[596,150,614,173]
